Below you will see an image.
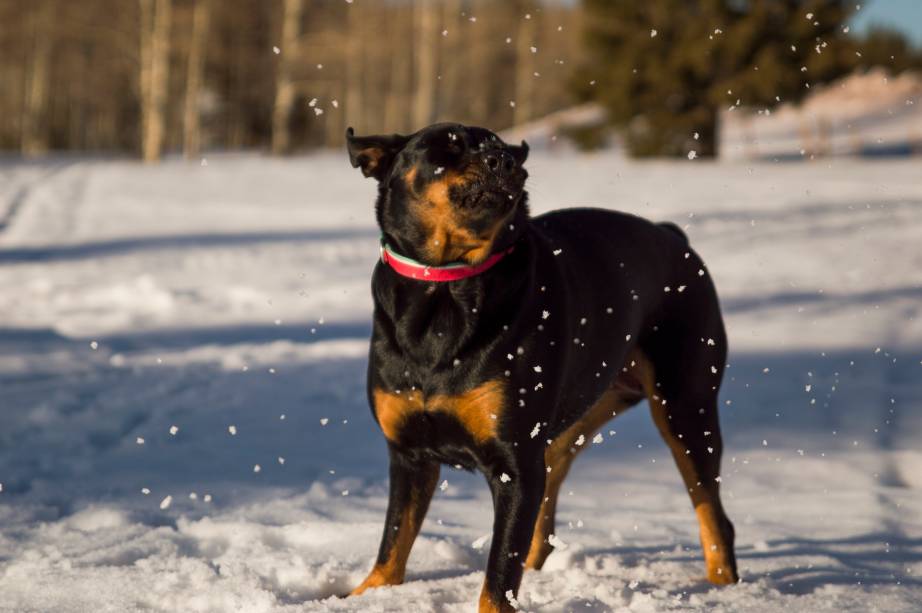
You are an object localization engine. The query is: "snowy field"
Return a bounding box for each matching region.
[1,151,921,612]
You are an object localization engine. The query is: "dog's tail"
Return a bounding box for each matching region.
[658,221,688,244]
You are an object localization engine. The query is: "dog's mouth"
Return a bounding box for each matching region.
[459,185,523,212]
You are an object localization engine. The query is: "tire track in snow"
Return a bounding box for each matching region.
[0,161,74,235]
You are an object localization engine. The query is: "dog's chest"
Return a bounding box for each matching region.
[371,379,505,444]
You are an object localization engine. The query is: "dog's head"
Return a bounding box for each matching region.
[346,123,529,266]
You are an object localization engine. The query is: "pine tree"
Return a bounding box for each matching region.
[579,0,855,158]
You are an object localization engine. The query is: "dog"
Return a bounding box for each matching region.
[344,123,738,612]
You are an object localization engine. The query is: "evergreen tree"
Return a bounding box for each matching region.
[853,28,922,74]
[578,0,855,158]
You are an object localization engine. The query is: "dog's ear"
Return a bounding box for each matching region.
[508,140,529,166]
[345,127,410,181]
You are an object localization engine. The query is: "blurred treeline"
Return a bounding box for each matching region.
[0,0,581,160]
[3,0,921,161]
[578,1,922,158]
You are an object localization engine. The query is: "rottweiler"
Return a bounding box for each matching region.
[345,123,738,612]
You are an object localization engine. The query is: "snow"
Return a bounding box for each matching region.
[722,68,922,161]
[1,151,922,612]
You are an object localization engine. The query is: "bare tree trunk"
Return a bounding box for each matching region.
[513,10,536,126]
[183,0,210,159]
[271,0,303,155]
[21,0,54,157]
[439,0,462,122]
[345,1,364,135]
[140,0,172,162]
[385,5,412,133]
[140,0,152,151]
[412,0,438,129]
[466,0,490,125]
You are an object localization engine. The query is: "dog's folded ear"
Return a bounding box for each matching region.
[508,140,529,166]
[345,127,410,181]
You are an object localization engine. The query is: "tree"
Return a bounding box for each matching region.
[21,0,54,156]
[412,0,439,130]
[854,28,922,74]
[345,0,366,135]
[271,0,303,154]
[513,7,537,126]
[578,0,856,158]
[183,0,211,159]
[139,0,172,162]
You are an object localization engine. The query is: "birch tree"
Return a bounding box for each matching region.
[512,9,537,127]
[271,0,303,155]
[412,0,438,130]
[183,0,210,159]
[139,0,172,162]
[21,0,54,156]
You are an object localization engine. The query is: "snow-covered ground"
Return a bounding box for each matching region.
[1,151,921,612]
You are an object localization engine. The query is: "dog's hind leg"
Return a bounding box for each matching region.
[643,337,739,584]
[525,385,642,570]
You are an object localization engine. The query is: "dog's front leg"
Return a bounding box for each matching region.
[479,454,545,613]
[351,446,439,595]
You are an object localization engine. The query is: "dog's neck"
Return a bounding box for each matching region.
[372,221,532,371]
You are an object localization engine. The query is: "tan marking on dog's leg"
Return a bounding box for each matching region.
[478,584,516,613]
[695,501,737,584]
[350,508,416,594]
[644,353,738,585]
[526,386,640,570]
[350,464,439,595]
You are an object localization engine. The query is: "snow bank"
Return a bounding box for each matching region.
[1,152,921,611]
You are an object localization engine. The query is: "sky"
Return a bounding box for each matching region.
[851,0,922,44]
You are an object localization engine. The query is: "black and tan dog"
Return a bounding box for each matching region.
[345,123,738,612]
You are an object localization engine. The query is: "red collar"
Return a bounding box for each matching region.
[380,241,514,282]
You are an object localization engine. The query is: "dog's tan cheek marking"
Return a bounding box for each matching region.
[403,166,418,192]
[417,175,462,264]
[372,381,504,443]
[415,171,506,265]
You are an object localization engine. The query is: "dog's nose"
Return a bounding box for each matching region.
[482,150,516,176]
